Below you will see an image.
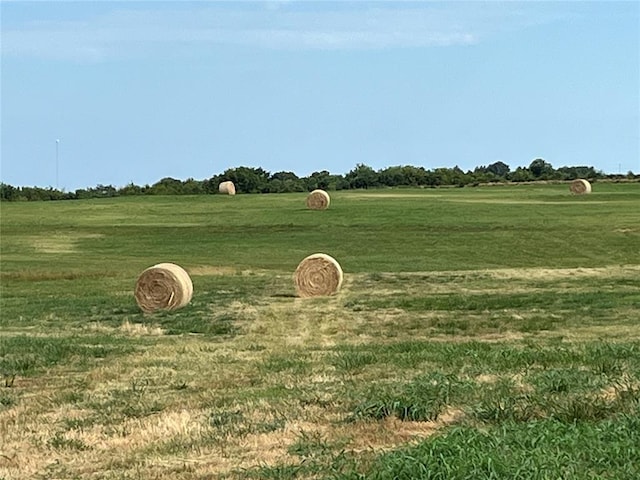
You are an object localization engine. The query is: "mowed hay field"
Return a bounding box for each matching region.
[1,183,639,479]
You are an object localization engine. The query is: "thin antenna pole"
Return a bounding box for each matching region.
[56,139,60,190]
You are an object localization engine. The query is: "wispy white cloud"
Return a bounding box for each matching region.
[1,2,570,62]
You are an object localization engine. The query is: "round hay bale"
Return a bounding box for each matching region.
[134,263,193,313]
[219,181,236,195]
[306,189,330,210]
[294,253,343,298]
[570,179,591,195]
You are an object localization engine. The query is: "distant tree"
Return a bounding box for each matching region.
[268,171,304,193]
[378,165,428,187]
[345,164,379,189]
[509,166,534,182]
[378,166,407,187]
[92,184,119,197]
[149,177,184,195]
[305,170,332,190]
[74,185,113,199]
[119,183,145,196]
[74,188,90,199]
[182,178,205,195]
[430,168,448,186]
[2,160,615,202]
[556,166,598,180]
[433,167,468,186]
[529,158,554,178]
[203,174,223,194]
[450,166,469,187]
[471,170,499,184]
[0,183,18,201]
[334,175,351,190]
[402,165,429,186]
[270,171,299,182]
[305,171,347,191]
[223,166,270,193]
[486,161,510,177]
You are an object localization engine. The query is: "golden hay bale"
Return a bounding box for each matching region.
[134,263,193,313]
[219,181,236,195]
[294,253,343,298]
[570,179,591,195]
[306,189,330,210]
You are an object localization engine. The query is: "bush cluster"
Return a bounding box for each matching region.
[1,159,636,201]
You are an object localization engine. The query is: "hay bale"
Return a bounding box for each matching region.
[219,181,236,195]
[294,253,343,298]
[134,263,193,313]
[570,179,591,194]
[306,189,330,210]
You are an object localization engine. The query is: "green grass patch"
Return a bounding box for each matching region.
[332,415,640,480]
[0,334,137,376]
[0,184,639,478]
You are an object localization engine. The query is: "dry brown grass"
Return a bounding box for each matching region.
[189,265,238,276]
[482,264,640,281]
[342,408,464,453]
[0,370,462,479]
[2,263,638,479]
[29,233,104,254]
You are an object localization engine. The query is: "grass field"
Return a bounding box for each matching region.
[1,182,639,479]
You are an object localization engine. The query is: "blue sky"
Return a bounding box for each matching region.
[1,1,638,190]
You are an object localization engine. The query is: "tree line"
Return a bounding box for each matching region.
[1,159,636,202]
